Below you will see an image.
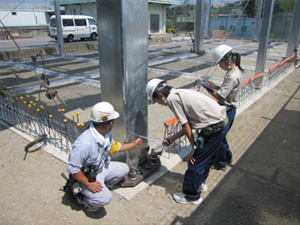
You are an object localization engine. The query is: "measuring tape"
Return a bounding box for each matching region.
[129,131,162,143]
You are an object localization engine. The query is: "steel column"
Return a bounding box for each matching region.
[54,0,64,57]
[253,0,263,42]
[205,0,211,39]
[96,0,148,166]
[255,0,275,85]
[286,0,300,58]
[194,0,205,54]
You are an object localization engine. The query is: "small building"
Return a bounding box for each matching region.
[0,2,64,38]
[212,1,226,8]
[59,0,180,34]
[0,2,54,26]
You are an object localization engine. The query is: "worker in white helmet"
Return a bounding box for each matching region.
[201,44,244,170]
[146,78,228,205]
[66,102,142,212]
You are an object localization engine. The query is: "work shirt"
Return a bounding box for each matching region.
[217,66,243,107]
[167,89,226,130]
[66,122,121,175]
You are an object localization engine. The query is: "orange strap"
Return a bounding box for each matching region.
[164,117,178,127]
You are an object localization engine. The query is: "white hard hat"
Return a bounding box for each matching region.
[213,44,233,63]
[90,102,120,123]
[146,78,165,103]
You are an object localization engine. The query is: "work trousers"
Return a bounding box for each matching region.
[214,107,236,168]
[81,161,129,209]
[183,127,227,200]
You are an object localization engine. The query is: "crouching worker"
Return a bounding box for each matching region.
[146,79,228,205]
[66,102,142,212]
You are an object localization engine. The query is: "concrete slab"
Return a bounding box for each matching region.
[0,37,294,201]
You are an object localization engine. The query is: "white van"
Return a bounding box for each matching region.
[49,15,98,42]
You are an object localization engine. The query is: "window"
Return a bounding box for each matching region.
[70,9,76,15]
[62,19,74,26]
[230,25,236,32]
[88,19,97,25]
[50,18,56,27]
[75,19,87,26]
[241,26,247,32]
[12,12,17,16]
[219,25,225,30]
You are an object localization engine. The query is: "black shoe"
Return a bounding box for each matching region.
[226,158,232,164]
[212,164,227,171]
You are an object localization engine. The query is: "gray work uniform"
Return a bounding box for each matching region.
[217,66,243,107]
[166,88,227,200]
[167,88,227,129]
[66,122,129,210]
[215,66,243,168]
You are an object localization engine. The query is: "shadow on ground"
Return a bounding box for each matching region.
[61,191,107,219]
[169,86,300,225]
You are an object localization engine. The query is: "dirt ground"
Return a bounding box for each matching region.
[0,68,300,224]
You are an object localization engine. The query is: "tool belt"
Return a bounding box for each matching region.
[195,117,229,149]
[218,101,235,112]
[225,105,235,112]
[201,121,225,136]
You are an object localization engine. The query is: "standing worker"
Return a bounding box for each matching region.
[66,102,142,212]
[146,78,228,204]
[201,44,244,170]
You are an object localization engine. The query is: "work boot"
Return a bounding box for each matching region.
[78,194,99,213]
[212,164,227,171]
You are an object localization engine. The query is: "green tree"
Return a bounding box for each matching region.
[280,0,295,11]
[166,6,174,20]
[241,0,285,17]
[241,0,256,17]
[175,5,184,17]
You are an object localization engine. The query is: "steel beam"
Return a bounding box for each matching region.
[96,0,148,165]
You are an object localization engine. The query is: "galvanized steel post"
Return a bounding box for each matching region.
[286,0,300,58]
[205,0,211,39]
[253,0,263,42]
[194,0,205,54]
[254,0,275,88]
[54,0,65,57]
[96,0,148,165]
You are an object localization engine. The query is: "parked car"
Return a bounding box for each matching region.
[49,15,98,42]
